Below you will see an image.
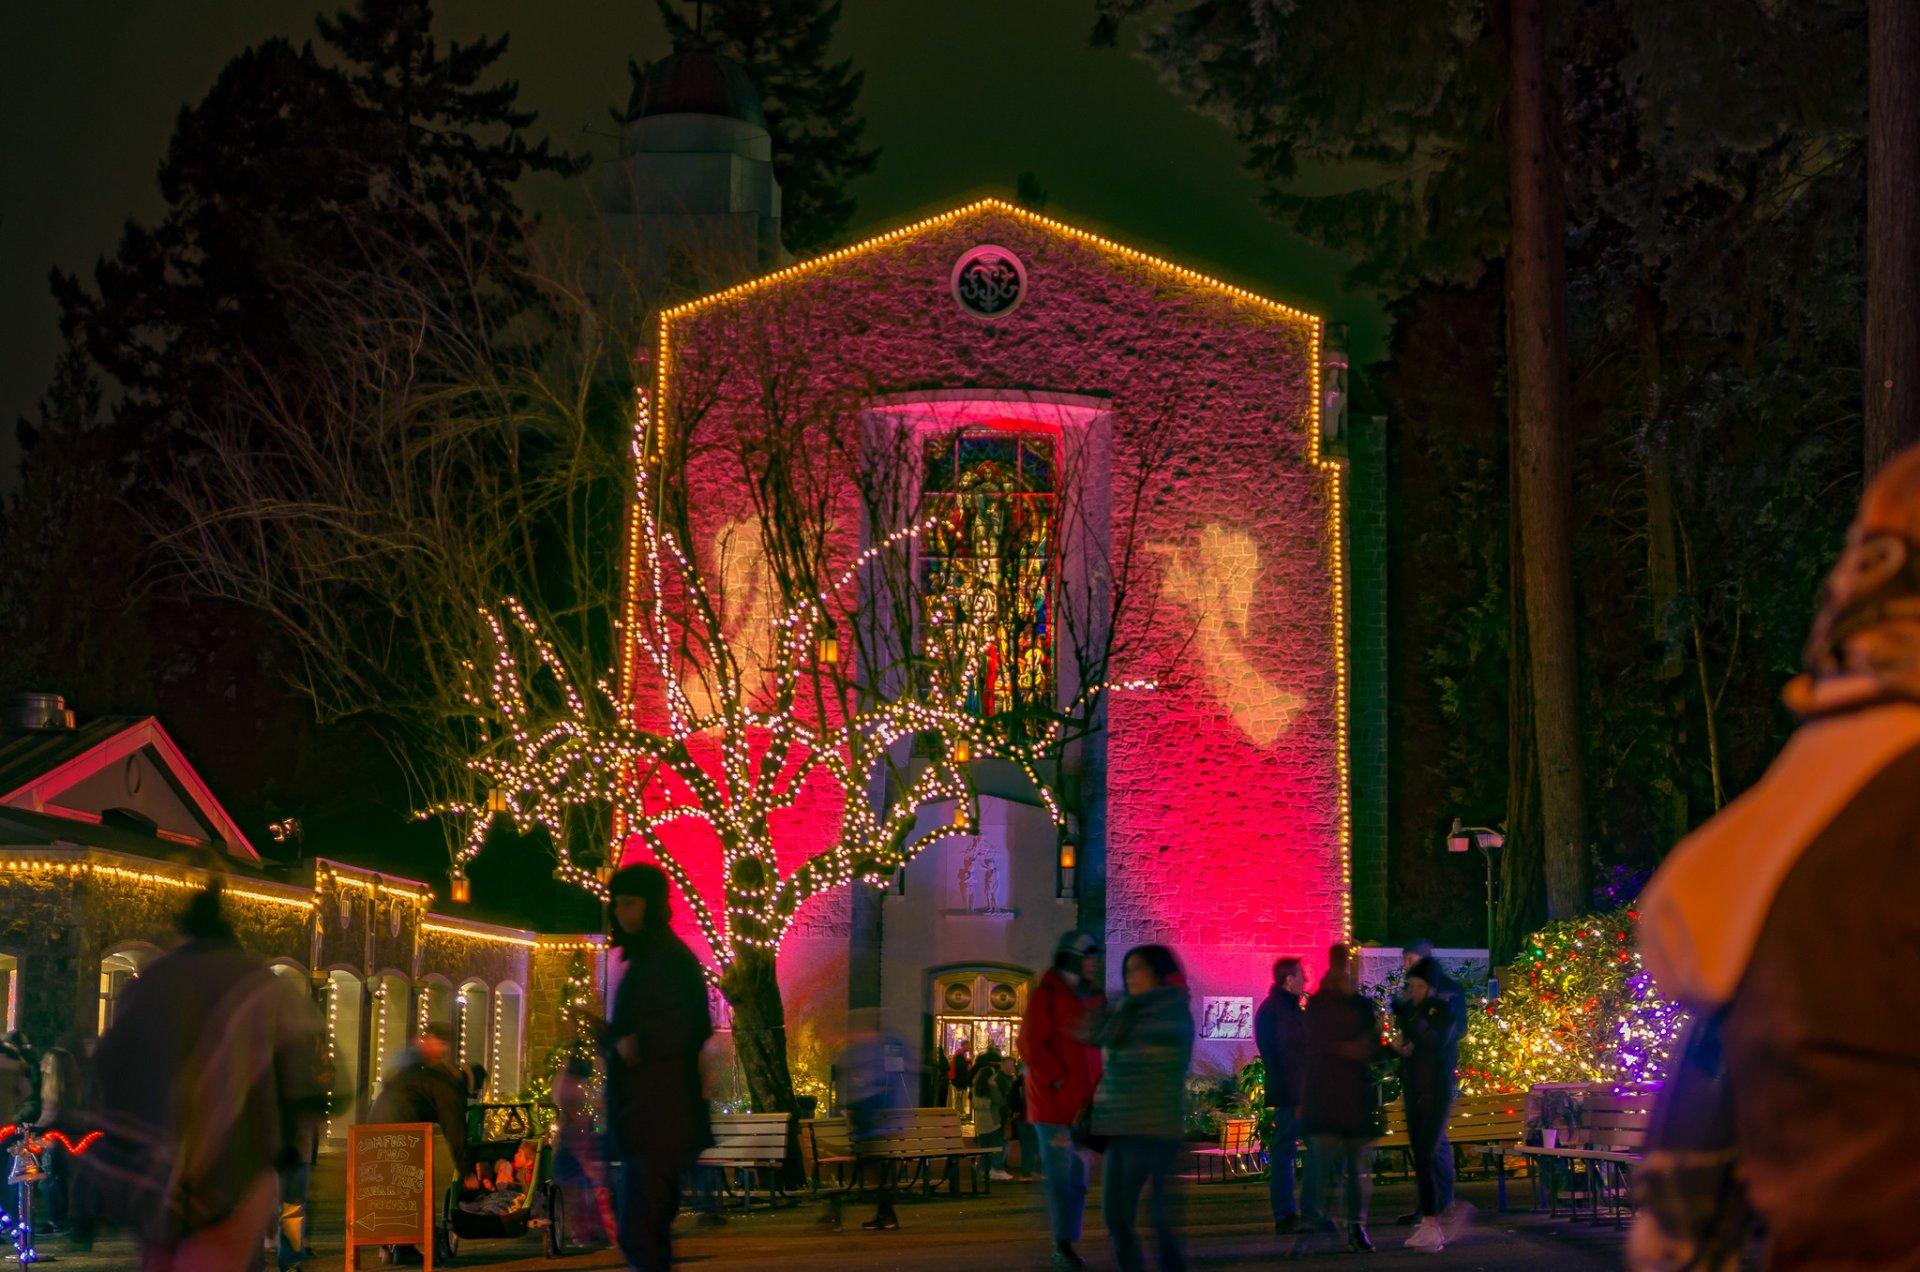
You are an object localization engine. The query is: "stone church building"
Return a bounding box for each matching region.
[612,41,1388,1083]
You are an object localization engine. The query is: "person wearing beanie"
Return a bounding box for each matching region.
[1019,930,1106,1270]
[1389,940,1466,1231]
[1631,444,1920,1271]
[1395,958,1464,1253]
[602,863,713,1272]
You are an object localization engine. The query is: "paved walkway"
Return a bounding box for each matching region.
[21,1156,1699,1270]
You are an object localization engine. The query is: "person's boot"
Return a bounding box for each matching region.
[1273,1215,1300,1234]
[1395,1210,1421,1225]
[1053,1240,1087,1268]
[1348,1222,1374,1252]
[861,1206,900,1231]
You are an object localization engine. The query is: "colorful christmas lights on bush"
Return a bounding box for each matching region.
[1456,906,1688,1095]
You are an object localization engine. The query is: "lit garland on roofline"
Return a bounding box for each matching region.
[423,385,1150,979]
[1455,906,1689,1096]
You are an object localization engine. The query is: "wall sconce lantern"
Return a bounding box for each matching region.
[596,862,617,887]
[816,626,839,666]
[951,735,972,764]
[449,867,472,904]
[486,788,509,815]
[1056,818,1080,899]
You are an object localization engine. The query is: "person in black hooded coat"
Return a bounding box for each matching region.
[602,864,714,1271]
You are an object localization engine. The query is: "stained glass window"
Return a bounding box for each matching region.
[920,429,1057,726]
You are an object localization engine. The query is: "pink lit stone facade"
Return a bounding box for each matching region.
[634,201,1346,1070]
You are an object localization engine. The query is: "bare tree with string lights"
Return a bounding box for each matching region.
[434,381,1154,1113]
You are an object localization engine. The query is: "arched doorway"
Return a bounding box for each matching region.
[371,971,411,1096]
[931,966,1031,1064]
[326,969,364,1141]
[0,951,19,1034]
[418,975,455,1035]
[98,943,159,1035]
[492,983,524,1100]
[456,980,488,1074]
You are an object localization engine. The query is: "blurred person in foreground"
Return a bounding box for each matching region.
[1020,930,1106,1270]
[1254,956,1308,1234]
[823,1011,909,1232]
[1094,945,1194,1272]
[1298,942,1386,1254]
[601,864,713,1271]
[368,1020,467,1265]
[83,880,325,1272]
[1633,444,1920,1272]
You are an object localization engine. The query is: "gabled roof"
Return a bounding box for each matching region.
[0,717,260,862]
[659,196,1322,327]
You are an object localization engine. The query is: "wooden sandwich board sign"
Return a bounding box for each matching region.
[347,1122,435,1269]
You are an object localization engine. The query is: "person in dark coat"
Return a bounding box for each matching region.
[1632,444,1920,1272]
[1254,956,1308,1233]
[1298,943,1387,1254]
[602,864,714,1272]
[1019,930,1105,1270]
[369,1020,468,1266]
[1396,957,1465,1252]
[1389,940,1467,1232]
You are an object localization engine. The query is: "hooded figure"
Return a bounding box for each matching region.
[1633,444,1920,1272]
[602,863,714,1272]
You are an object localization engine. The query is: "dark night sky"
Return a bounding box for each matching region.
[0,1,1387,486]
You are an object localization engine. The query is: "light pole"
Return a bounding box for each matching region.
[1447,818,1505,994]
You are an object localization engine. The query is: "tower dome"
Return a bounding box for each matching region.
[625,43,767,130]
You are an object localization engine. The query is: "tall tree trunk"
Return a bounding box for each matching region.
[1637,284,1691,849]
[1505,0,1589,919]
[721,946,797,1112]
[719,944,803,1180]
[1865,0,1920,475]
[1497,426,1547,965]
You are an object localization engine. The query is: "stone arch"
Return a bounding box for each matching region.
[490,980,525,1099]
[97,940,163,1035]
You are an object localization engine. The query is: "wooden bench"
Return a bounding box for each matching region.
[1375,1090,1528,1192]
[808,1107,995,1198]
[1493,1090,1652,1224]
[694,1112,795,1210]
[1192,1116,1262,1183]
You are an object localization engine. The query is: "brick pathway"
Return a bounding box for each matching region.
[19,1154,1698,1270]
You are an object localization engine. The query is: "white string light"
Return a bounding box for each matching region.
[427,378,1154,979]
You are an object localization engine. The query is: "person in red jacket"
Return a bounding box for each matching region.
[1019,930,1105,1270]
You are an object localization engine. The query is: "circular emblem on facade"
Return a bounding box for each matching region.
[989,983,1018,1013]
[943,981,974,1011]
[951,246,1027,319]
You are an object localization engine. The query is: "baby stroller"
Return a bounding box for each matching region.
[442,1107,548,1263]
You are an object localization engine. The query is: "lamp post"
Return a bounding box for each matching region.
[1447,818,1505,994]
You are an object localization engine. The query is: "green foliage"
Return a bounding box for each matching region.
[653,0,879,253]
[1181,1071,1251,1141]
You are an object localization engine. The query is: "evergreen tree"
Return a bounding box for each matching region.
[651,0,878,253]
[53,0,579,435]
